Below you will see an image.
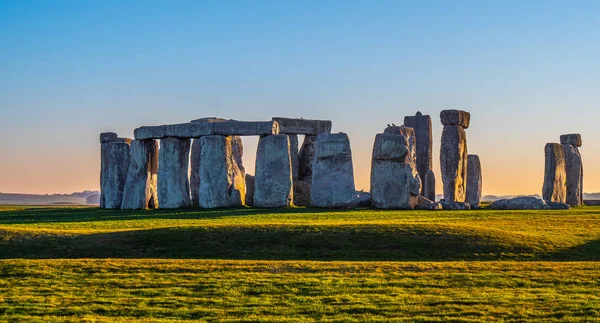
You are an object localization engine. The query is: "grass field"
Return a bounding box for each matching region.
[1,206,599,321]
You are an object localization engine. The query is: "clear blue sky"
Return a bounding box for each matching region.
[1,0,599,194]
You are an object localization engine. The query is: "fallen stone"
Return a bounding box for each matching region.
[212,120,279,136]
[254,135,293,207]
[414,196,443,210]
[289,134,299,181]
[545,201,571,210]
[157,137,192,209]
[245,174,255,206]
[560,133,582,147]
[423,169,436,202]
[466,154,482,208]
[272,117,332,135]
[489,196,547,210]
[440,110,470,128]
[404,111,433,195]
[439,200,471,210]
[298,135,317,183]
[563,144,583,206]
[584,200,600,206]
[198,136,246,208]
[121,140,159,210]
[293,180,311,206]
[134,122,213,140]
[311,133,356,208]
[440,125,468,202]
[542,143,567,203]
[100,141,131,209]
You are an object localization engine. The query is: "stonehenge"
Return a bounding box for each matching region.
[158,137,192,209]
[121,139,158,210]
[542,143,567,203]
[404,112,435,201]
[254,135,293,207]
[100,133,131,209]
[440,110,469,202]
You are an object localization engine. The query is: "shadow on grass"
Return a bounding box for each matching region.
[545,239,600,261]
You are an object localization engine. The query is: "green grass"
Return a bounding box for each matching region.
[1,260,599,322]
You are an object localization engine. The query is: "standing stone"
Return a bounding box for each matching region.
[298,135,317,183]
[198,136,246,208]
[440,110,470,128]
[404,112,434,197]
[311,133,356,208]
[293,180,311,206]
[440,125,468,202]
[121,140,159,210]
[466,154,482,208]
[245,174,255,206]
[289,134,299,181]
[542,143,567,203]
[100,140,131,209]
[563,143,583,206]
[383,125,421,194]
[254,135,293,207]
[370,133,419,209]
[158,137,191,209]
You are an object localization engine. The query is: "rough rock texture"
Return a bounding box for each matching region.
[383,125,422,194]
[423,170,436,201]
[198,136,246,208]
[439,200,471,210]
[563,144,583,206]
[542,143,567,203]
[545,201,571,210]
[440,110,470,129]
[310,133,356,208]
[157,137,192,209]
[230,136,245,174]
[245,174,255,207]
[254,135,293,208]
[190,117,227,123]
[212,121,279,136]
[404,112,433,196]
[440,125,468,202]
[414,196,442,210]
[490,197,547,210]
[100,141,131,209]
[298,135,317,183]
[289,135,299,181]
[560,134,582,147]
[272,117,332,135]
[100,132,118,143]
[370,133,419,209]
[293,180,311,206]
[134,122,213,140]
[121,140,159,210]
[466,154,482,208]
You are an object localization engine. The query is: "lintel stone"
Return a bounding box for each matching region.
[272,117,332,135]
[134,122,213,140]
[212,120,280,136]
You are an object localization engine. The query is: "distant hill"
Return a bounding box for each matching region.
[0,191,100,205]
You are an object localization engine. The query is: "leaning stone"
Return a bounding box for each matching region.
[440,110,471,128]
[311,133,356,208]
[157,137,192,209]
[404,111,433,195]
[199,136,246,208]
[439,200,471,210]
[440,125,468,202]
[254,135,293,208]
[298,135,317,183]
[121,140,158,210]
[212,121,279,136]
[134,122,213,140]
[289,134,299,181]
[423,169,436,202]
[293,180,311,206]
[545,201,571,210]
[100,141,131,209]
[245,174,255,207]
[560,134,582,147]
[542,143,567,203]
[563,144,583,206]
[272,117,332,134]
[489,197,547,210]
[466,154,482,208]
[100,132,118,143]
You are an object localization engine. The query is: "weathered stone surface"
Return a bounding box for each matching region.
[254,135,293,208]
[383,125,421,194]
[121,140,158,210]
[245,174,255,206]
[289,135,299,181]
[545,201,571,210]
[198,136,246,208]
[134,122,213,140]
[157,137,191,209]
[293,180,311,206]
[440,110,470,128]
[370,133,419,209]
[563,144,583,206]
[100,132,118,143]
[560,134,582,147]
[404,111,433,196]
[298,135,317,183]
[230,136,245,174]
[100,141,131,209]
[272,117,332,135]
[353,191,372,208]
[440,125,468,202]
[490,197,547,210]
[414,196,443,210]
[466,154,482,208]
[439,200,471,210]
[311,133,356,208]
[212,121,279,136]
[423,169,436,202]
[542,143,567,203]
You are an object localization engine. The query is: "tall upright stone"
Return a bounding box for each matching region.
[254,135,293,207]
[158,137,191,209]
[466,154,482,208]
[440,110,470,202]
[198,136,246,208]
[542,143,567,203]
[311,133,356,208]
[383,125,421,194]
[298,135,317,184]
[561,134,583,206]
[404,111,434,199]
[370,133,420,209]
[121,140,159,210]
[100,134,131,209]
[289,135,299,181]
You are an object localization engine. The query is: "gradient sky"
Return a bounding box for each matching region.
[1,0,599,195]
